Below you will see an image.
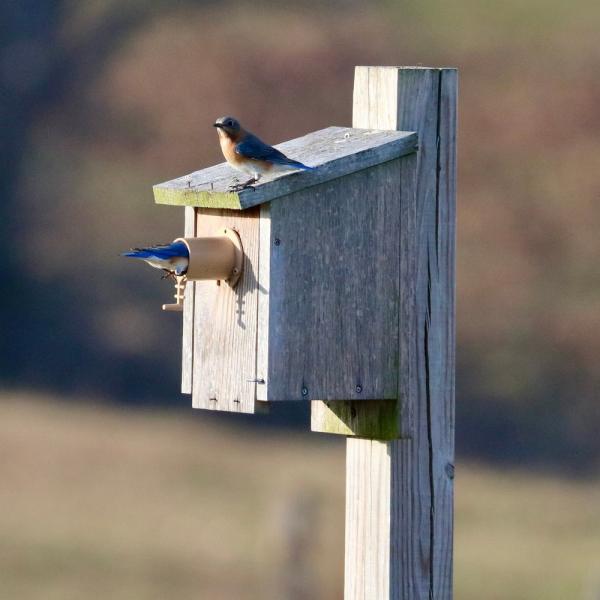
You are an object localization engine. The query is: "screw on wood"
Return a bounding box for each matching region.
[274,238,281,246]
[355,384,363,394]
[301,387,308,397]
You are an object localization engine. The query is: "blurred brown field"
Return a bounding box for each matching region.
[1,393,599,599]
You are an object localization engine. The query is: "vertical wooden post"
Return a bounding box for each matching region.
[313,67,457,598]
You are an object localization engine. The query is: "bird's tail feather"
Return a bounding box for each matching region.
[271,157,315,171]
[121,241,188,261]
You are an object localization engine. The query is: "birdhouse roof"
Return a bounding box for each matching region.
[153,126,417,210]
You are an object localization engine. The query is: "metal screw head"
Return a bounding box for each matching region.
[355,385,363,394]
[274,238,281,246]
[301,387,308,397]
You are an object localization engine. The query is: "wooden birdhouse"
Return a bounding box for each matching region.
[153,125,418,424]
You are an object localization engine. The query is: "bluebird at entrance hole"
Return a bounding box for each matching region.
[214,116,315,191]
[122,241,189,278]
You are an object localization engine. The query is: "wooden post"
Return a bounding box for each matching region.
[312,67,457,598]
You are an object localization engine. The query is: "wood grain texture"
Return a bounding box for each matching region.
[192,207,261,414]
[267,160,406,402]
[345,439,392,600]
[319,67,456,600]
[153,127,417,210]
[310,151,417,439]
[429,67,457,600]
[181,206,196,394]
[256,203,271,402]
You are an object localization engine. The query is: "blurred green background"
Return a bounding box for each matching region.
[1,0,599,598]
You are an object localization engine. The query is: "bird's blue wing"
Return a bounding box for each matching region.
[122,241,189,275]
[236,133,315,171]
[122,241,188,261]
[235,134,289,162]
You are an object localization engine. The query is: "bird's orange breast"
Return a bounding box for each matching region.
[217,129,275,176]
[218,131,245,167]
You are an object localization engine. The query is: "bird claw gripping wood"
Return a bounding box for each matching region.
[228,178,257,192]
[162,275,187,312]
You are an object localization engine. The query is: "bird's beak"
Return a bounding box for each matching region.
[213,123,223,128]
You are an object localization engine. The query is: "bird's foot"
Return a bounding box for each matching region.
[161,270,176,281]
[228,177,257,192]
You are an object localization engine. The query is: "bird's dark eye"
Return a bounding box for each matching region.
[227,120,234,127]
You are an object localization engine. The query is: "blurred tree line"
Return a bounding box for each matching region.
[1,0,162,397]
[1,0,598,469]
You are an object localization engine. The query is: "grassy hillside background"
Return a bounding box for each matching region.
[2,393,599,599]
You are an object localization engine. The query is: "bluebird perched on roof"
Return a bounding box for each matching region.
[122,241,189,278]
[214,116,315,191]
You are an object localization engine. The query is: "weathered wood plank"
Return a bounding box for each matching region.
[313,66,456,600]
[398,153,417,437]
[429,67,457,600]
[192,207,260,413]
[153,126,417,210]
[256,203,270,402]
[267,160,406,402]
[345,439,392,600]
[181,206,196,394]
[390,65,457,600]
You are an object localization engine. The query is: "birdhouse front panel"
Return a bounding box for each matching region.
[191,206,262,414]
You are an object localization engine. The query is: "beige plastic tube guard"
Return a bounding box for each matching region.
[162,228,244,312]
[176,228,244,286]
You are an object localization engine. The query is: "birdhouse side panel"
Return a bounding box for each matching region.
[192,207,261,413]
[181,207,197,394]
[256,203,271,402]
[266,159,408,402]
